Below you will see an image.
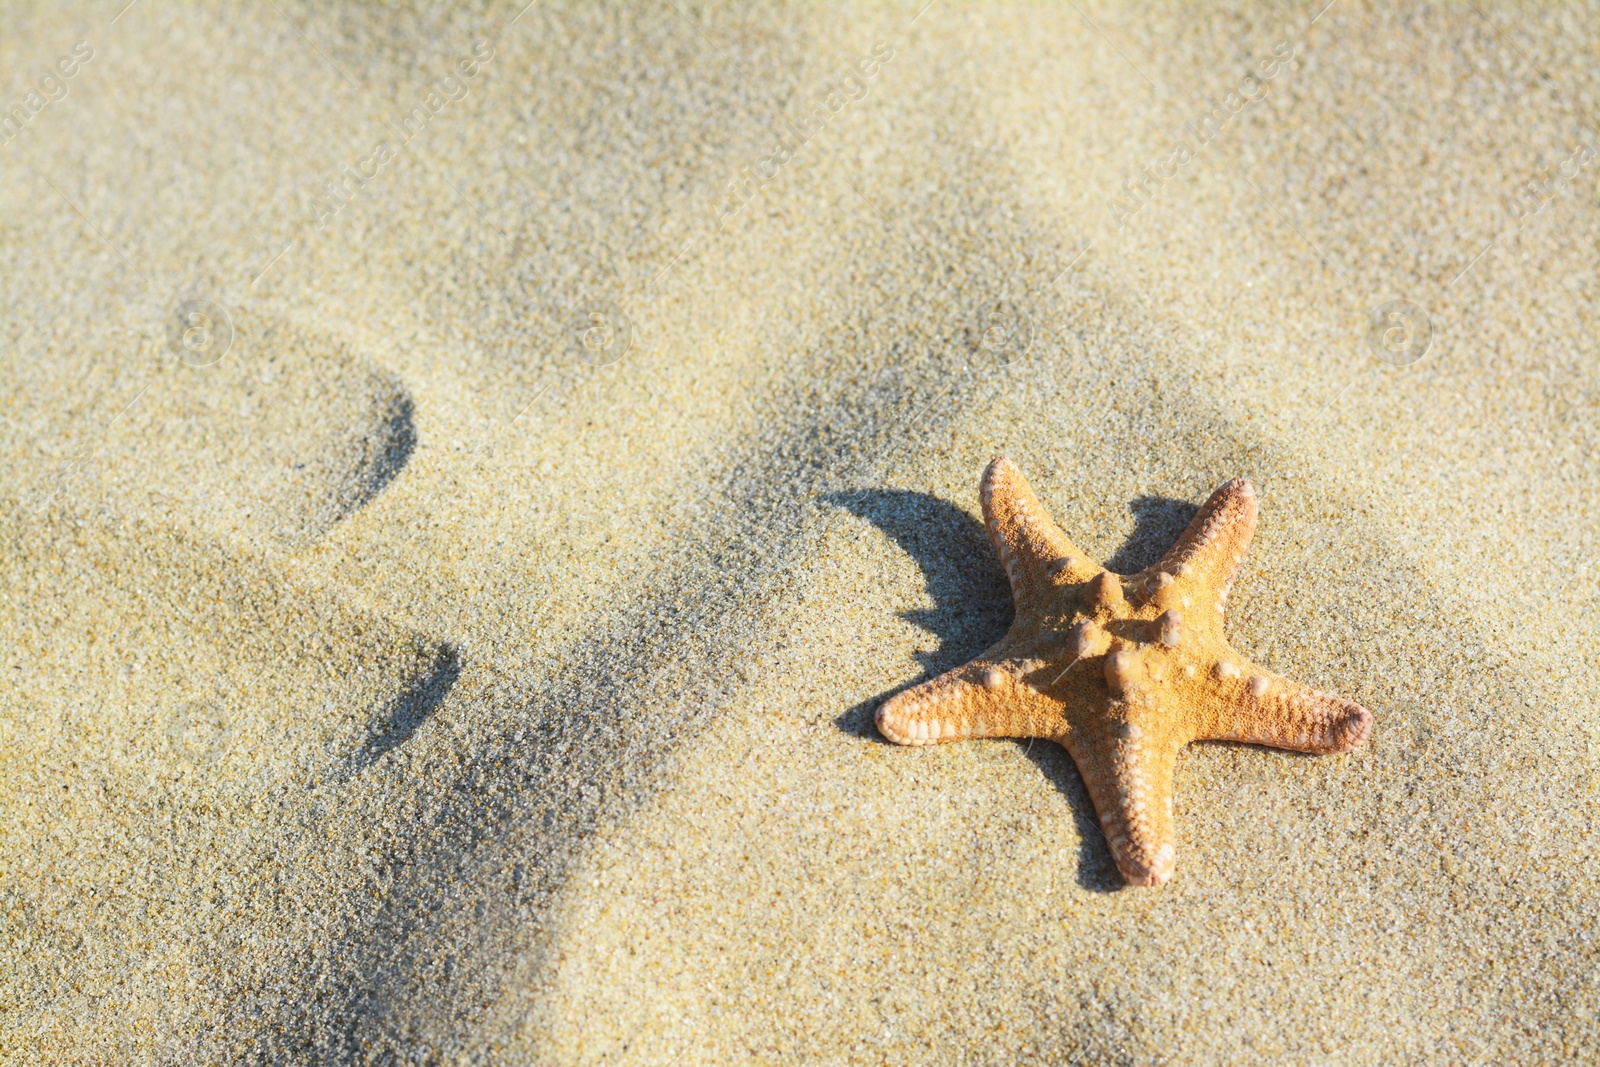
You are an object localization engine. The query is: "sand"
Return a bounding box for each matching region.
[2,0,1597,1063]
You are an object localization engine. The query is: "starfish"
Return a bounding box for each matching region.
[876,458,1372,886]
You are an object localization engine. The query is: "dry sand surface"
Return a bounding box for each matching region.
[2,1,1598,1063]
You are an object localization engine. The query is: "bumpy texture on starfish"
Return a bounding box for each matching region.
[877,458,1372,886]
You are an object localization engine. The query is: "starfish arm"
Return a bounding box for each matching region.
[1156,478,1258,594]
[1066,731,1180,886]
[980,457,1100,602]
[876,659,1064,747]
[1195,666,1372,753]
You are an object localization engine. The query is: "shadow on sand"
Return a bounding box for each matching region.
[828,488,1199,892]
[344,642,463,777]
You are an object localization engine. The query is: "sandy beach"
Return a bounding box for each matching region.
[2,1,1597,1062]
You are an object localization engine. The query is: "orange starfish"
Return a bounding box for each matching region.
[876,458,1372,886]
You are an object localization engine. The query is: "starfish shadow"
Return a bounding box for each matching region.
[829,489,1014,682]
[828,488,1198,893]
[1103,494,1201,574]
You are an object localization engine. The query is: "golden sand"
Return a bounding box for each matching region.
[2,1,1596,1062]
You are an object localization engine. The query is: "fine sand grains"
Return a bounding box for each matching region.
[1,2,1597,1064]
